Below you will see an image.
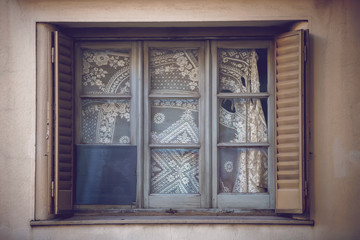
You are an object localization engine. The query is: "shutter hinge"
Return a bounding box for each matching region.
[51,180,55,198]
[304,45,307,62]
[304,180,308,196]
[51,47,55,63]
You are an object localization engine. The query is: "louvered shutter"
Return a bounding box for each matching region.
[275,30,308,213]
[54,31,74,214]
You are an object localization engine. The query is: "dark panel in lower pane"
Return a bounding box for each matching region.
[75,145,137,205]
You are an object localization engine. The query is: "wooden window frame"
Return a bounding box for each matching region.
[34,23,310,221]
[143,41,209,209]
[211,40,275,209]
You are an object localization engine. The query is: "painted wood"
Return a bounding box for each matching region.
[54,31,74,214]
[274,30,306,213]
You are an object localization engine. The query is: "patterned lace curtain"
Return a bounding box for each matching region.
[80,49,131,144]
[218,49,268,193]
[149,48,200,194]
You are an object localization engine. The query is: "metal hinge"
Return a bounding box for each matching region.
[304,180,308,196]
[51,47,55,63]
[51,180,55,197]
[304,45,307,62]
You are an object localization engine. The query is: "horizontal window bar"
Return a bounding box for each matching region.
[80,94,132,99]
[149,94,200,99]
[75,144,136,146]
[217,143,269,148]
[149,144,200,149]
[217,93,269,98]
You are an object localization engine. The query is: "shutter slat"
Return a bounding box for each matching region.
[59,162,72,171]
[59,81,72,92]
[277,152,299,162]
[59,54,72,65]
[277,71,299,82]
[278,170,299,179]
[277,143,299,152]
[277,79,299,90]
[277,179,299,189]
[59,135,72,145]
[276,62,298,73]
[59,63,72,74]
[58,100,72,110]
[58,144,72,154]
[276,35,299,47]
[277,161,299,170]
[276,53,299,65]
[275,30,307,213]
[54,31,74,214]
[59,73,72,83]
[276,106,299,117]
[277,133,299,143]
[58,154,72,163]
[59,181,72,190]
[59,108,72,119]
[277,116,299,125]
[277,124,299,135]
[276,45,298,55]
[58,45,72,58]
[59,90,72,101]
[276,88,299,99]
[277,97,298,108]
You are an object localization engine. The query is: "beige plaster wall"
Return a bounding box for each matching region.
[0,0,359,239]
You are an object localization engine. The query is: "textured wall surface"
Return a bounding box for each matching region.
[0,0,360,239]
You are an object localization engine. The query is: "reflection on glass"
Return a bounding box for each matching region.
[218,48,267,93]
[81,99,131,144]
[151,149,199,194]
[219,148,268,193]
[219,98,267,143]
[151,99,199,144]
[81,48,131,95]
[149,48,200,93]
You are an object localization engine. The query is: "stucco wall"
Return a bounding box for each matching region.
[0,0,360,239]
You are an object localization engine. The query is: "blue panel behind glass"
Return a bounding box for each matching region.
[75,145,137,205]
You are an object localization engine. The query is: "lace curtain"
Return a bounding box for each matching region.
[218,49,268,193]
[149,48,200,194]
[80,49,132,144]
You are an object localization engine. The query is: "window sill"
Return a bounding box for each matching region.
[30,215,314,226]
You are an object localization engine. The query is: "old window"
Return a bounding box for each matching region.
[36,24,309,218]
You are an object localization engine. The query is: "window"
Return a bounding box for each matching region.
[36,24,309,218]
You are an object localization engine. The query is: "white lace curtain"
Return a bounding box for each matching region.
[218,49,268,193]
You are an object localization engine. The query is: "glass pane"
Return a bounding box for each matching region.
[219,98,267,143]
[149,48,200,93]
[151,99,199,144]
[218,48,267,93]
[75,145,137,205]
[151,149,199,194]
[81,99,131,144]
[81,48,131,95]
[218,148,268,193]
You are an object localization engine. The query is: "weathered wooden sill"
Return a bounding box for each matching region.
[30,215,314,226]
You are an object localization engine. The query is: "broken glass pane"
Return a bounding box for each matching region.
[219,98,267,143]
[218,48,267,93]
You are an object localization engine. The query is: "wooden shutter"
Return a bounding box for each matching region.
[275,30,308,213]
[54,31,74,214]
